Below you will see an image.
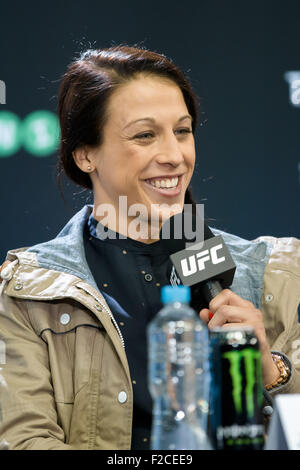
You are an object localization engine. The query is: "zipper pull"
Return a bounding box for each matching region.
[0,259,19,281]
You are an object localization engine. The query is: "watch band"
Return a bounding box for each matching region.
[265,353,291,391]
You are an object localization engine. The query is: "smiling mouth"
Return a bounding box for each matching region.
[144,175,180,189]
[142,174,183,196]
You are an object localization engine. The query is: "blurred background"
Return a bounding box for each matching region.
[0,0,299,261]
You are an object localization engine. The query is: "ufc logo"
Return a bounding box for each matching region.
[181,244,225,277]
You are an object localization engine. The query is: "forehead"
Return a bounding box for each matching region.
[105,75,188,126]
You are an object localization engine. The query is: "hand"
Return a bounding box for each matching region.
[199,289,280,387]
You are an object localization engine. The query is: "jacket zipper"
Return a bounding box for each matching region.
[77,285,125,350]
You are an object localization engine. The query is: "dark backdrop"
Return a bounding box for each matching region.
[1,0,299,262]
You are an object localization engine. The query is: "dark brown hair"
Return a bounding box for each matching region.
[57,44,200,203]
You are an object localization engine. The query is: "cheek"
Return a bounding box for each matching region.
[183,140,196,166]
[189,144,196,165]
[189,155,196,172]
[127,150,153,182]
[185,150,196,181]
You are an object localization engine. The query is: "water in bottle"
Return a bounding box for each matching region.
[147,285,211,450]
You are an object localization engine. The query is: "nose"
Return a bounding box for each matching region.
[155,132,185,167]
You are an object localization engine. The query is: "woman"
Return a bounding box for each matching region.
[0,45,299,450]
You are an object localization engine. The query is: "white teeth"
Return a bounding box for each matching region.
[146,176,179,189]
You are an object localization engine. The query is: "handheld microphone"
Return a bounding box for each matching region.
[159,210,236,312]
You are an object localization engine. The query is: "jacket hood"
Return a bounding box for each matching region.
[5,204,272,309]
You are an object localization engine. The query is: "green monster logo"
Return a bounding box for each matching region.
[223,348,263,418]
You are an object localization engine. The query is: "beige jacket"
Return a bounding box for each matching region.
[0,205,299,450]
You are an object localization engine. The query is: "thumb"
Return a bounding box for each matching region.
[199,308,214,324]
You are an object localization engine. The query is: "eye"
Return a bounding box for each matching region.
[134,132,154,140]
[175,128,193,136]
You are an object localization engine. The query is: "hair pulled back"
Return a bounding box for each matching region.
[57,44,200,204]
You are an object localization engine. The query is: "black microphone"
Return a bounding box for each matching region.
[159,209,236,312]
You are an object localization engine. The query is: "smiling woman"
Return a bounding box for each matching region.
[57,47,199,240]
[71,74,195,240]
[0,45,300,451]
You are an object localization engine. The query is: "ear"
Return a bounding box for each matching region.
[72,146,94,173]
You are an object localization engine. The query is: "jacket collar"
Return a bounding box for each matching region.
[6,204,272,309]
[211,227,272,308]
[26,204,98,291]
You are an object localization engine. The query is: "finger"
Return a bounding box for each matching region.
[199,308,213,324]
[208,305,262,328]
[209,289,255,313]
[208,322,253,331]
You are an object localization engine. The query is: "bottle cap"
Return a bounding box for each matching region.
[161,285,191,304]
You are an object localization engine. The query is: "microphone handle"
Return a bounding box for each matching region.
[201,279,223,305]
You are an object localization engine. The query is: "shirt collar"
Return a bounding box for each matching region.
[87,212,169,255]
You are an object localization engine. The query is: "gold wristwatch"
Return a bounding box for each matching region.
[265,353,291,391]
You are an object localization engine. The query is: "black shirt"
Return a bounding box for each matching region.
[83,214,173,450]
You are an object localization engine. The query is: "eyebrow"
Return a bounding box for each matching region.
[123,114,192,130]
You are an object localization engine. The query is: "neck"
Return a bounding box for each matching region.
[92,202,162,244]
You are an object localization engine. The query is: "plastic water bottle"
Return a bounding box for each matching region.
[147,286,211,450]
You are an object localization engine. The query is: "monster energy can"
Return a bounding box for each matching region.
[209,326,265,450]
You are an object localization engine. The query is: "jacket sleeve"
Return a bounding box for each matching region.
[0,289,73,450]
[258,236,300,397]
[268,326,300,397]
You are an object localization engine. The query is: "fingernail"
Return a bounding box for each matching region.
[208,311,214,320]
